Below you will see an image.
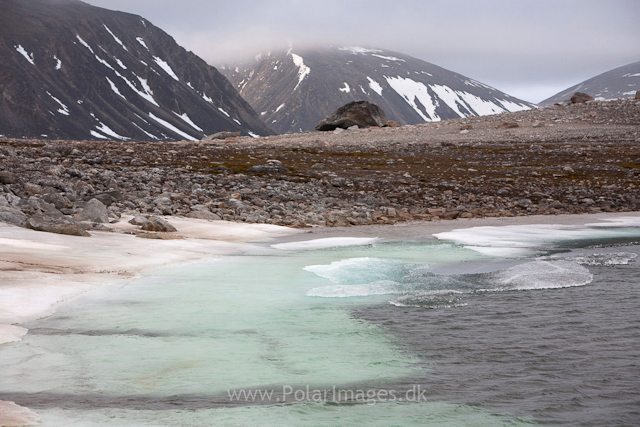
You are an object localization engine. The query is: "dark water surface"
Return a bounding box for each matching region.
[355,247,640,426]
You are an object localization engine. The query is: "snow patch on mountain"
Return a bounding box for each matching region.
[114,57,127,69]
[94,54,114,70]
[132,122,158,140]
[106,77,126,99]
[339,47,382,55]
[47,91,69,115]
[113,70,159,107]
[148,112,197,141]
[54,56,62,70]
[455,92,503,115]
[339,82,350,93]
[76,35,94,54]
[174,112,203,132]
[371,54,405,62]
[15,45,35,65]
[90,130,107,139]
[153,56,179,81]
[96,122,128,140]
[385,76,440,121]
[103,25,127,51]
[291,53,310,90]
[136,37,149,50]
[367,77,383,96]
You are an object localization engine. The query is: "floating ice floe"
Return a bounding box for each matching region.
[434,220,640,257]
[272,237,379,251]
[305,256,594,302]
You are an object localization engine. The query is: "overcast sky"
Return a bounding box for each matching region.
[82,0,640,103]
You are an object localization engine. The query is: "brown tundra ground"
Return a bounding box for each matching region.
[1,97,639,232]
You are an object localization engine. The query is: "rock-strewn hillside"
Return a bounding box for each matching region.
[1,98,639,233]
[221,46,534,134]
[0,0,274,141]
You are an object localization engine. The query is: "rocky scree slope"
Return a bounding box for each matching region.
[0,0,273,141]
[0,98,639,232]
[220,46,534,134]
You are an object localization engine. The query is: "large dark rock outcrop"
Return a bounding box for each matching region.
[316,101,388,131]
[571,92,595,104]
[25,213,91,237]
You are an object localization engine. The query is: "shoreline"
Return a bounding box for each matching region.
[1,210,640,426]
[266,210,640,244]
[3,210,640,343]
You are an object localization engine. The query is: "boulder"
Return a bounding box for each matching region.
[24,214,91,237]
[129,215,149,226]
[248,162,290,174]
[202,131,241,141]
[140,216,177,232]
[496,122,520,129]
[0,206,28,226]
[0,171,14,184]
[74,198,109,223]
[26,196,59,214]
[315,101,388,131]
[42,193,72,210]
[636,91,640,100]
[186,211,222,220]
[571,92,594,104]
[92,191,123,207]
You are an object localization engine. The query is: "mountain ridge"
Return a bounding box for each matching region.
[0,0,274,140]
[540,60,640,106]
[220,46,535,134]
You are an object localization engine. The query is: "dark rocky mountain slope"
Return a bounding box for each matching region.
[220,46,535,134]
[0,0,273,141]
[540,60,640,106]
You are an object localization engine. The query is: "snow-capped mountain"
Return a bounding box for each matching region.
[540,60,640,106]
[0,0,273,141]
[220,46,534,134]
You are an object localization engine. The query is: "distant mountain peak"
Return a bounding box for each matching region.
[540,60,640,106]
[220,45,534,134]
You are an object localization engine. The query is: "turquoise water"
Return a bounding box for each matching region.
[2,222,640,425]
